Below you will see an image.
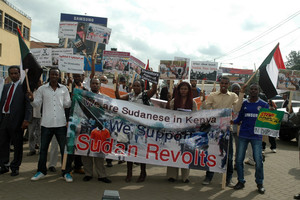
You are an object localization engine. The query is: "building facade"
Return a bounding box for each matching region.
[0,0,31,77]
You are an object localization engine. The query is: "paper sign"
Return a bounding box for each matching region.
[58,54,84,74]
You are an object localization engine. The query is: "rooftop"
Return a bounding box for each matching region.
[2,0,31,20]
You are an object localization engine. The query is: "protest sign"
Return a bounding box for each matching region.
[58,22,78,39]
[58,54,84,74]
[86,23,112,44]
[159,60,188,80]
[175,56,190,79]
[52,48,73,66]
[218,67,253,83]
[140,69,160,84]
[30,48,52,66]
[130,56,145,75]
[102,50,131,75]
[66,89,232,173]
[277,69,300,91]
[254,108,284,137]
[190,61,218,82]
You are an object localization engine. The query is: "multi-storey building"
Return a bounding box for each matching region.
[0,0,31,77]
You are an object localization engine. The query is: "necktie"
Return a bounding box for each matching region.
[4,83,15,113]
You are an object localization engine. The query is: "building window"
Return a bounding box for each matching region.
[0,43,2,57]
[23,26,30,40]
[4,14,21,35]
[0,10,2,28]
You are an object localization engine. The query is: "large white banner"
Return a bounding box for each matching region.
[58,54,84,73]
[66,89,232,173]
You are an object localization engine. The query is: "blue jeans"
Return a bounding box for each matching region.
[236,137,264,184]
[38,126,71,175]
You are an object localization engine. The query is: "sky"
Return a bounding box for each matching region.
[8,0,300,71]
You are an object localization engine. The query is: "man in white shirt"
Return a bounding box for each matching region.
[27,68,72,182]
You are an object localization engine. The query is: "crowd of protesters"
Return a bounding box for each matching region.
[0,64,298,197]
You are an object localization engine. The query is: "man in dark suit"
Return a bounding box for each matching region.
[0,66,32,176]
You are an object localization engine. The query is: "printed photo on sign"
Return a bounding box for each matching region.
[102,50,131,76]
[159,60,188,80]
[86,23,112,44]
[190,61,218,82]
[217,67,253,83]
[277,69,300,91]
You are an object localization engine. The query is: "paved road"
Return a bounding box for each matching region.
[0,138,299,200]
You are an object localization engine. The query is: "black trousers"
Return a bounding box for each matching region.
[0,115,23,170]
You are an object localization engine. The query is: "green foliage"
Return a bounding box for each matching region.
[286,50,300,70]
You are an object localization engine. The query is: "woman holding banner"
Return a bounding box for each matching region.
[166,81,198,183]
[115,78,157,182]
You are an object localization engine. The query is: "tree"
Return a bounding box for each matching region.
[286,50,300,70]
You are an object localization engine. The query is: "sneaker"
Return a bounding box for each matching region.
[64,173,73,183]
[202,177,211,185]
[257,184,265,194]
[98,177,112,183]
[31,172,45,181]
[271,149,277,153]
[226,180,235,188]
[234,181,245,190]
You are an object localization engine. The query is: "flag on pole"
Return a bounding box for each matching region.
[259,43,285,99]
[17,27,43,92]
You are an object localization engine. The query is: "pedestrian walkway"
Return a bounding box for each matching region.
[0,139,299,200]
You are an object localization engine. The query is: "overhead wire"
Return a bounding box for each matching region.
[215,9,300,60]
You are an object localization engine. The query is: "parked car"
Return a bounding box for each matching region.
[272,99,300,142]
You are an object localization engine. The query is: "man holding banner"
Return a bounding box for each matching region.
[232,84,268,194]
[201,76,246,187]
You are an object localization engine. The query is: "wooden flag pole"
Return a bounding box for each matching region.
[245,69,259,85]
[25,71,31,93]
